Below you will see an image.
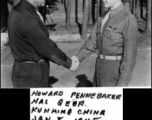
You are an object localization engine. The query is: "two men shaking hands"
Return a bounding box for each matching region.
[9,0,138,88]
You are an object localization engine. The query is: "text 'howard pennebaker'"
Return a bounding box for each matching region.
[31,90,122,120]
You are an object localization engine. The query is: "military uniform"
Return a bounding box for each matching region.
[8,0,71,88]
[77,3,138,87]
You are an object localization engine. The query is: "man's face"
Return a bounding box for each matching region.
[34,0,46,7]
[103,0,119,8]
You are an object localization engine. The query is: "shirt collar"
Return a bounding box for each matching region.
[21,0,36,12]
[109,3,124,18]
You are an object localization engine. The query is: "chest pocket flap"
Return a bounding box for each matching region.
[104,26,122,40]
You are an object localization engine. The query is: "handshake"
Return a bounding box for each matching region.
[69,56,80,71]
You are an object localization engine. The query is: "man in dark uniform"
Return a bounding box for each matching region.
[71,0,138,87]
[8,0,78,88]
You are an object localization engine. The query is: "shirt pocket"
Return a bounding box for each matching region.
[104,27,122,40]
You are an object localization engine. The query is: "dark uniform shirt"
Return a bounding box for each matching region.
[8,0,71,69]
[77,3,138,85]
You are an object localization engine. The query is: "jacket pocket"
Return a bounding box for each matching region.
[104,27,122,40]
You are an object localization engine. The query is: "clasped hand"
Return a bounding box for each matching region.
[70,56,79,71]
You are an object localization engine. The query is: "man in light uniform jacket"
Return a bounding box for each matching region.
[72,0,138,87]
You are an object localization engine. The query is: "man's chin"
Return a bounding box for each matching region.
[40,2,45,7]
[104,5,110,8]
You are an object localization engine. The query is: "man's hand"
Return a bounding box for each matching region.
[70,56,80,71]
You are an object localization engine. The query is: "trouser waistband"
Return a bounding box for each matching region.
[98,54,122,60]
[15,58,45,63]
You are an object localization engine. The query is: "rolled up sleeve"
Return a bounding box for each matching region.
[117,16,138,86]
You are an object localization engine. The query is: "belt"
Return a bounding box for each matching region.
[16,58,45,63]
[99,55,122,60]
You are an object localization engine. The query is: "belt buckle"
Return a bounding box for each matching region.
[116,56,118,60]
[116,56,121,60]
[103,55,105,59]
[38,58,44,63]
[99,55,105,60]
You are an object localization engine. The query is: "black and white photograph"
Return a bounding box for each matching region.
[1,0,151,120]
[1,0,151,88]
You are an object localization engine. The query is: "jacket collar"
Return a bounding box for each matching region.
[109,3,124,18]
[21,0,37,13]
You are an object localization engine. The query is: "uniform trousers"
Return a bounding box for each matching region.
[11,59,50,88]
[93,58,122,87]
